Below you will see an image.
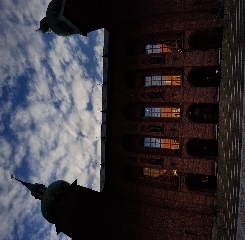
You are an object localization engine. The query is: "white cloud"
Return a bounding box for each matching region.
[0,0,104,239]
[0,138,13,166]
[94,29,104,77]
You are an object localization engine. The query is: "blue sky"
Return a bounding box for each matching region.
[0,0,103,239]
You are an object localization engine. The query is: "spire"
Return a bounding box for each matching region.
[11,174,47,200]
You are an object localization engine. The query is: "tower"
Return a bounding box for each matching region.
[11,175,72,225]
[37,0,84,36]
[12,174,151,239]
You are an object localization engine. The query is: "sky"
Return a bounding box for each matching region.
[0,0,103,239]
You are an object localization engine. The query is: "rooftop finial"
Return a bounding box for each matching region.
[11,174,47,200]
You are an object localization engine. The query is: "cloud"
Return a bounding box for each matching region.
[0,0,104,239]
[94,28,104,77]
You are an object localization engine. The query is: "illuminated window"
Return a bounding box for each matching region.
[143,137,180,149]
[142,167,180,189]
[145,41,181,54]
[144,75,182,86]
[144,107,180,118]
[143,168,179,178]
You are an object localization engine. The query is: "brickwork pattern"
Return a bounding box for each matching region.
[104,2,223,239]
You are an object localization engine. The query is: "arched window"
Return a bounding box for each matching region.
[123,104,181,121]
[186,138,218,157]
[144,107,180,118]
[185,174,217,193]
[187,103,219,124]
[121,166,180,190]
[144,40,181,54]
[124,72,182,88]
[142,167,179,190]
[143,137,180,150]
[144,75,182,86]
[189,67,221,87]
[143,167,178,177]
[189,28,223,50]
[125,32,183,55]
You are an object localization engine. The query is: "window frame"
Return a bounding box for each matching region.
[144,107,181,118]
[144,75,182,87]
[143,137,180,150]
[143,167,179,178]
[145,40,182,54]
[141,167,180,190]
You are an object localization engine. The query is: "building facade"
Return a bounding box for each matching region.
[38,0,224,239]
[103,1,223,239]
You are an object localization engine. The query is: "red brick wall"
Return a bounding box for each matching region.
[54,184,214,240]
[103,3,222,239]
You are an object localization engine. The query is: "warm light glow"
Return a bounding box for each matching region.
[145,107,180,118]
[144,137,180,149]
[159,43,172,52]
[143,168,178,177]
[161,107,180,118]
[164,75,182,86]
[161,139,180,149]
[145,41,180,54]
[144,75,181,86]
[172,170,178,176]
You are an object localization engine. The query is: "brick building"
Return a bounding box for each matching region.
[36,0,225,239]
